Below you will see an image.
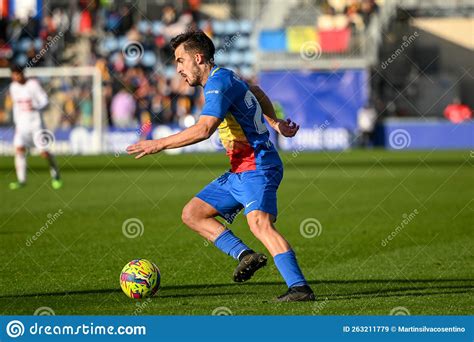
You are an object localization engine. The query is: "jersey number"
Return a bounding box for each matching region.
[244,90,268,134]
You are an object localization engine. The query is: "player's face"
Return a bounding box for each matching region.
[175,45,201,87]
[11,71,25,83]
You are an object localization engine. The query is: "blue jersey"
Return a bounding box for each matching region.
[201,66,282,173]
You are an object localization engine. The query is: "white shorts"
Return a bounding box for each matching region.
[13,125,51,152]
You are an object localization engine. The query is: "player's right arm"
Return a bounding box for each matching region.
[249,84,299,138]
[127,115,221,159]
[127,76,228,159]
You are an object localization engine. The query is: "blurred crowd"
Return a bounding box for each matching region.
[319,0,379,31]
[0,1,253,130]
[0,0,401,133]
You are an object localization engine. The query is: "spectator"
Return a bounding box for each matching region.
[0,39,13,67]
[21,13,40,39]
[111,87,136,128]
[359,0,378,28]
[357,103,377,147]
[79,88,93,127]
[444,99,472,124]
[0,0,251,130]
[117,5,134,36]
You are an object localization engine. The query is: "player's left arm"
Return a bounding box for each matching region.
[249,84,299,137]
[126,115,221,159]
[31,79,49,110]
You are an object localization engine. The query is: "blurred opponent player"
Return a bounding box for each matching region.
[8,65,62,190]
[127,30,314,301]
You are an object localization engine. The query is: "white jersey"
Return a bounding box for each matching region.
[9,79,48,130]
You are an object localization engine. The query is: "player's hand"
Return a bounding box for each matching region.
[126,139,164,159]
[272,118,300,137]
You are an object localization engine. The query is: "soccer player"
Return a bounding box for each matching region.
[8,65,62,190]
[127,30,315,301]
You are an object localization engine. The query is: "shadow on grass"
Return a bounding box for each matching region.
[2,278,473,299]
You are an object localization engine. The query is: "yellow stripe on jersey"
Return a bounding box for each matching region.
[217,112,257,172]
[211,67,221,77]
[218,112,248,150]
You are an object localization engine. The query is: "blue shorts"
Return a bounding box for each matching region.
[196,166,283,224]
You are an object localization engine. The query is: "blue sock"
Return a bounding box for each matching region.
[274,250,308,288]
[214,229,252,260]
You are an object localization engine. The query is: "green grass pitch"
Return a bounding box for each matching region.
[0,150,472,315]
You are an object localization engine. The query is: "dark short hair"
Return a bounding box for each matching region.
[170,30,215,63]
[10,64,25,74]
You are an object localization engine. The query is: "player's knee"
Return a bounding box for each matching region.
[181,203,197,227]
[248,215,273,237]
[16,147,25,155]
[40,151,49,159]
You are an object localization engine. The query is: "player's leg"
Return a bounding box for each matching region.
[236,168,315,301]
[184,173,253,259]
[182,197,260,262]
[10,130,28,189]
[246,210,290,256]
[246,210,314,301]
[39,150,62,189]
[10,146,27,189]
[181,197,226,241]
[184,173,267,281]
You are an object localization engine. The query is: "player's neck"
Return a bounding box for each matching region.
[200,63,215,87]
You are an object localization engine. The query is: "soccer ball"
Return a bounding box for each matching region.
[120,259,161,299]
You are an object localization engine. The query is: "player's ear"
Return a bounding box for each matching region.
[195,53,203,65]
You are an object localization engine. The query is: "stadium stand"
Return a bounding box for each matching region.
[0,0,471,152]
